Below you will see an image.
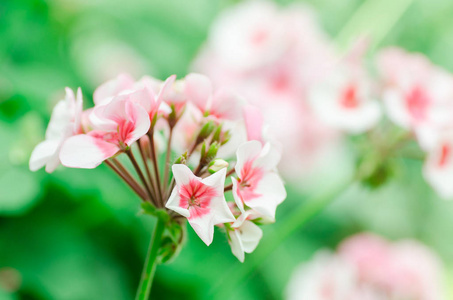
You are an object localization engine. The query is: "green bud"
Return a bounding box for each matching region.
[197,121,216,143]
[174,151,188,165]
[208,159,229,174]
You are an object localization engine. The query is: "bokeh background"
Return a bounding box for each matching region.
[2,0,453,299]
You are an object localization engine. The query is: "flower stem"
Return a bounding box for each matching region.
[135,215,166,300]
[148,130,164,206]
[208,178,354,299]
[163,126,174,192]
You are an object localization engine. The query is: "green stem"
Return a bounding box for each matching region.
[135,216,166,300]
[208,178,354,299]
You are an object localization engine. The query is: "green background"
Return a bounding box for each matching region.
[1,0,453,299]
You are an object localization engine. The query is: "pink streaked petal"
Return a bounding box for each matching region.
[60,134,119,169]
[245,172,286,219]
[235,140,262,177]
[185,73,213,112]
[123,99,151,146]
[187,213,215,246]
[93,73,135,106]
[172,164,198,188]
[232,177,246,214]
[243,104,264,142]
[165,187,190,218]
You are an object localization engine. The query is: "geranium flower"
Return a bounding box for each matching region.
[166,165,235,245]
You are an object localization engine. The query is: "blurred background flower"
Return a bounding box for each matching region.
[2,0,453,299]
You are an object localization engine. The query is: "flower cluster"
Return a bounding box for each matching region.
[29,73,286,262]
[192,0,338,179]
[285,233,447,300]
[193,0,453,199]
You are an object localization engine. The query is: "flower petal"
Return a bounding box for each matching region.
[165,187,190,218]
[245,172,286,219]
[60,134,119,169]
[172,164,198,187]
[185,73,213,112]
[29,139,60,172]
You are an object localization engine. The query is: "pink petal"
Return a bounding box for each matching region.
[185,73,213,112]
[243,104,264,141]
[93,73,135,106]
[60,134,119,169]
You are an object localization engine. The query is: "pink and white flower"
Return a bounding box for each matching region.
[232,141,286,219]
[60,94,150,168]
[310,58,381,134]
[166,165,235,245]
[207,0,287,71]
[29,88,83,173]
[227,211,263,262]
[377,48,453,150]
[286,233,447,300]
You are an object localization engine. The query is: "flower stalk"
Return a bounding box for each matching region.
[135,214,167,300]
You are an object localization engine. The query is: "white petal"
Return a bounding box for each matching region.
[172,164,198,187]
[188,214,215,246]
[238,221,263,253]
[229,229,245,262]
[60,134,119,169]
[254,142,281,171]
[29,139,60,172]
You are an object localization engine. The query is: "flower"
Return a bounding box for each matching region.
[377,47,453,150]
[232,141,286,219]
[166,165,235,245]
[310,49,381,134]
[29,87,83,173]
[31,72,286,260]
[227,211,263,262]
[286,233,447,300]
[60,93,150,168]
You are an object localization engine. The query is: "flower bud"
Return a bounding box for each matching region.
[208,159,229,174]
[196,121,216,143]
